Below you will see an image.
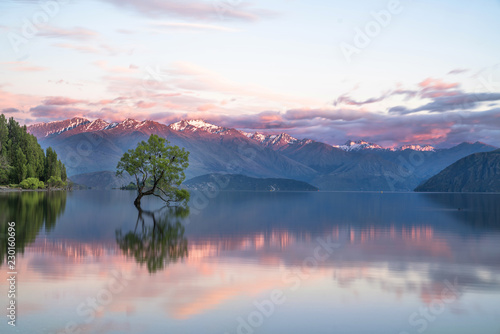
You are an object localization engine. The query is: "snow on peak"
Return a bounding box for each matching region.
[244,132,267,143]
[83,119,110,132]
[269,133,299,146]
[399,144,435,152]
[121,118,142,128]
[104,122,119,130]
[65,117,89,128]
[334,140,436,152]
[334,140,384,151]
[244,131,307,149]
[169,119,224,133]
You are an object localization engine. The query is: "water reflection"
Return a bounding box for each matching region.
[0,191,66,265]
[422,193,500,229]
[1,191,500,334]
[115,205,189,273]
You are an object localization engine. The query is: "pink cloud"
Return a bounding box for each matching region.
[86,108,152,122]
[136,101,156,108]
[164,101,184,109]
[43,96,87,106]
[0,88,40,118]
[197,103,217,111]
[53,43,100,54]
[13,66,48,72]
[1,60,48,72]
[29,105,88,120]
[419,78,459,91]
[400,128,452,144]
[89,99,114,105]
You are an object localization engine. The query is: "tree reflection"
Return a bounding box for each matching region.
[116,205,189,274]
[0,191,67,265]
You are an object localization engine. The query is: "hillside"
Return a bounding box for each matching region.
[415,149,500,192]
[183,174,318,191]
[70,171,133,190]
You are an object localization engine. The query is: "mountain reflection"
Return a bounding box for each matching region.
[115,205,189,274]
[0,191,67,265]
[422,193,500,229]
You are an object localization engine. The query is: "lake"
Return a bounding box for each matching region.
[1,190,500,334]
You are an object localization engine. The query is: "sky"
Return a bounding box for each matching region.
[0,0,500,147]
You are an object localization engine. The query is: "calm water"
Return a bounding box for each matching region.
[1,190,500,334]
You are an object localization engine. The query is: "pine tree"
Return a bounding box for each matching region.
[59,160,67,181]
[15,147,27,182]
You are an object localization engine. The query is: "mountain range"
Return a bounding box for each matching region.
[27,117,498,191]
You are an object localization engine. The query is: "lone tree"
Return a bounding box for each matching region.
[116,134,190,208]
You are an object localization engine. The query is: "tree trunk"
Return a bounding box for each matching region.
[134,193,143,208]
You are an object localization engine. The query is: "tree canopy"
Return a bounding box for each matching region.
[0,114,66,185]
[116,134,190,207]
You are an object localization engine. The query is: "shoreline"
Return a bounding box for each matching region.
[0,186,68,192]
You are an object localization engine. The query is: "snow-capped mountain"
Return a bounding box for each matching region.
[243,132,313,150]
[169,119,227,134]
[28,117,91,138]
[27,117,170,138]
[83,119,111,132]
[333,140,436,152]
[119,118,142,129]
[26,118,438,154]
[399,144,435,152]
[334,140,384,152]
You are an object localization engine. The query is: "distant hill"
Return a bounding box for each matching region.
[70,171,133,190]
[415,149,500,192]
[183,174,318,192]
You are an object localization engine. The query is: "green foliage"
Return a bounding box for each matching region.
[60,161,67,181]
[116,134,190,206]
[0,114,66,185]
[20,177,45,190]
[121,182,138,190]
[0,155,11,184]
[15,147,27,182]
[45,147,60,180]
[47,176,66,189]
[174,188,190,202]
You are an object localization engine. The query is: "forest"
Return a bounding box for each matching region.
[0,114,66,188]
